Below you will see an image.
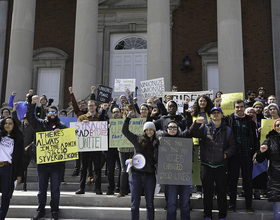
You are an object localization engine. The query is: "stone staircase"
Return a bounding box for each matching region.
[5,160,273,220]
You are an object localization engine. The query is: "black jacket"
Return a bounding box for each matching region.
[256,130,280,202]
[224,113,259,155]
[147,114,186,131]
[189,119,236,166]
[122,117,159,173]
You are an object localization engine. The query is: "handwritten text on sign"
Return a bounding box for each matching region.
[158,137,193,185]
[140,77,165,99]
[36,127,78,164]
[114,79,136,92]
[109,118,145,148]
[70,121,108,152]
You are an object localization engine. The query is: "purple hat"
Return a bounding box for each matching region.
[210,107,223,114]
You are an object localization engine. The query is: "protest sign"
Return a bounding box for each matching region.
[252,159,268,179]
[140,77,165,99]
[260,119,275,145]
[96,85,113,103]
[109,118,145,148]
[70,121,108,152]
[36,127,78,164]
[114,79,135,92]
[158,137,193,185]
[220,92,243,116]
[162,90,213,113]
[59,116,78,128]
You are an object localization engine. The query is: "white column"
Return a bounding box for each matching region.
[217,0,244,95]
[147,0,171,91]
[5,0,36,102]
[72,0,98,100]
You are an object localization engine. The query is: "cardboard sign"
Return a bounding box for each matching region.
[109,118,145,148]
[59,116,78,128]
[220,92,244,116]
[36,127,78,164]
[96,85,113,103]
[260,119,275,145]
[140,77,165,99]
[163,90,213,113]
[114,79,136,92]
[158,137,193,185]
[70,121,108,152]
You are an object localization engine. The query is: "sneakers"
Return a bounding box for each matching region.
[117,190,125,197]
[238,191,245,197]
[246,206,255,214]
[75,188,85,194]
[195,191,202,199]
[115,187,120,193]
[51,213,59,220]
[32,211,45,220]
[96,189,103,195]
[228,204,236,212]
[106,190,114,195]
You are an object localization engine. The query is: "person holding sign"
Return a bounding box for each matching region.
[122,110,159,220]
[189,107,236,220]
[256,118,280,219]
[75,100,103,195]
[27,95,67,220]
[157,120,192,220]
[0,117,24,220]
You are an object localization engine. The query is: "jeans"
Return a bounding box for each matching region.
[274,202,280,219]
[201,164,228,219]
[228,155,253,207]
[165,185,191,220]
[130,171,156,220]
[107,148,121,191]
[37,163,63,214]
[0,164,11,220]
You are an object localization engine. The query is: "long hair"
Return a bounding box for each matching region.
[123,104,137,119]
[0,116,23,140]
[192,95,214,116]
[138,132,156,151]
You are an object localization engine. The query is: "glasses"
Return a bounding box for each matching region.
[113,111,120,114]
[167,126,178,130]
[48,111,57,114]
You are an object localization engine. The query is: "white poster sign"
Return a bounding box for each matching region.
[140,77,165,99]
[114,79,136,92]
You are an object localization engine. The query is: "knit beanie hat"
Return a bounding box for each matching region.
[273,118,280,130]
[166,100,178,111]
[40,95,48,102]
[268,103,279,113]
[143,122,156,132]
[252,101,264,108]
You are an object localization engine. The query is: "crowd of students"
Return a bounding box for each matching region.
[0,85,279,220]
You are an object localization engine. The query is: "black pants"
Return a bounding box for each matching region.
[228,155,253,207]
[119,151,133,192]
[201,164,228,219]
[80,151,102,190]
[107,148,120,191]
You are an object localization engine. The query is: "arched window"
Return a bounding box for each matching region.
[114,37,147,50]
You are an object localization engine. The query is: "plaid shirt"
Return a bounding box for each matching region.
[232,114,252,156]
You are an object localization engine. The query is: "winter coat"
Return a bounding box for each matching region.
[122,117,159,173]
[189,119,236,166]
[146,114,186,131]
[256,129,280,202]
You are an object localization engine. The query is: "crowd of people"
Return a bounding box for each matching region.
[0,85,279,220]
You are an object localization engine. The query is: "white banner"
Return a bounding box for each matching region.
[162,90,213,113]
[114,79,136,92]
[140,77,165,99]
[70,121,108,152]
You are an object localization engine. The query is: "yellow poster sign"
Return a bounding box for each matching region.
[36,127,79,164]
[221,93,244,116]
[260,119,275,145]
